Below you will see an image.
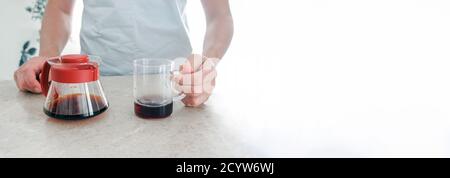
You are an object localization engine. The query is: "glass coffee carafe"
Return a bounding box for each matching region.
[40,55,109,120]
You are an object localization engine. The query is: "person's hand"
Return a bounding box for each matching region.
[175,54,219,107]
[14,56,47,93]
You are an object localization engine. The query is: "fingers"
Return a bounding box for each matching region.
[14,70,21,90]
[14,68,42,93]
[176,70,217,94]
[181,54,205,73]
[24,71,42,93]
[178,77,215,107]
[177,54,219,107]
[174,70,216,107]
[176,59,217,85]
[177,67,216,85]
[182,93,211,107]
[14,69,28,91]
[180,85,207,95]
[173,58,217,95]
[14,57,46,93]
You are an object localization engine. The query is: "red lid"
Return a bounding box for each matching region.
[61,54,89,63]
[50,55,99,83]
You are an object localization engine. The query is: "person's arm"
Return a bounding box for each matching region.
[178,0,234,107]
[39,0,75,57]
[201,0,234,60]
[14,0,75,93]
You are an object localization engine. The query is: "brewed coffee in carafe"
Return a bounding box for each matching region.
[43,81,108,120]
[40,55,109,120]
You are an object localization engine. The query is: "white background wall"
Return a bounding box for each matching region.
[0,0,40,81]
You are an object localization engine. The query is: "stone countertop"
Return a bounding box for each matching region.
[0,76,260,158]
[2,62,450,157]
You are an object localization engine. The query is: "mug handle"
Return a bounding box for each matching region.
[171,57,188,101]
[40,60,52,97]
[171,70,186,101]
[40,57,61,96]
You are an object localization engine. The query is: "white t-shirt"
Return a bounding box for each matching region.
[80,0,192,76]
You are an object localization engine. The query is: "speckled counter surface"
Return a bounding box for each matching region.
[2,71,450,157]
[0,76,260,158]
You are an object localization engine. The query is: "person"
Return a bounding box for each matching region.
[14,0,234,107]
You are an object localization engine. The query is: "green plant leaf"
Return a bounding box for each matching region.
[19,55,27,66]
[27,48,37,55]
[23,41,30,50]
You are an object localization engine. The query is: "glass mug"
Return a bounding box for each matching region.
[133,58,184,119]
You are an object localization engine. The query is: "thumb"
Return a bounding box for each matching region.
[25,76,42,93]
[182,54,204,74]
[31,84,42,93]
[29,68,43,93]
